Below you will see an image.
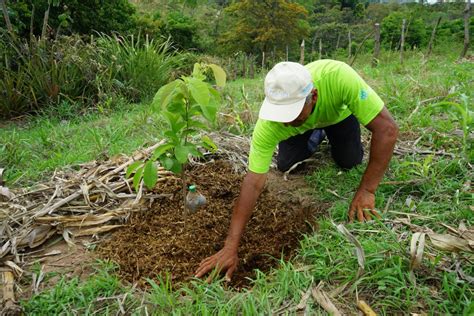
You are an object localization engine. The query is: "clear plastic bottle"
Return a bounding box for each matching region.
[185,184,206,213]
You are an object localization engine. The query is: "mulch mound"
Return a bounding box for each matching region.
[99,161,322,288]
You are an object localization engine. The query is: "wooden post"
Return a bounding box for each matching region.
[400,19,406,65]
[286,45,289,61]
[372,23,381,67]
[426,16,442,58]
[299,39,305,65]
[319,38,322,60]
[41,0,51,39]
[262,51,265,70]
[335,33,341,51]
[242,54,247,77]
[460,0,471,59]
[30,4,35,41]
[249,55,255,78]
[0,0,13,34]
[311,33,317,54]
[348,30,352,58]
[272,45,276,65]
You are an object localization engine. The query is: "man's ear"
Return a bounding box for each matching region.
[311,88,318,103]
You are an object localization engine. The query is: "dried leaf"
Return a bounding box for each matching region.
[458,222,474,241]
[0,186,15,201]
[428,233,472,253]
[357,300,377,316]
[62,229,75,247]
[335,223,365,277]
[5,261,23,277]
[296,284,312,311]
[312,287,342,316]
[69,225,123,237]
[410,232,426,271]
[15,225,56,249]
[2,271,15,307]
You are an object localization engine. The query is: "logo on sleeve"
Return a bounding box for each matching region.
[360,89,368,100]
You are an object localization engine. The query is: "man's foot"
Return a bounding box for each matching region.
[307,129,326,153]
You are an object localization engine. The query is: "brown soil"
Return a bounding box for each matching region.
[99,161,325,288]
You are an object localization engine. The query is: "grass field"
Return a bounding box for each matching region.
[2,48,473,315]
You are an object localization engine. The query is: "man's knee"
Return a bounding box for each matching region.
[277,158,292,172]
[333,150,363,170]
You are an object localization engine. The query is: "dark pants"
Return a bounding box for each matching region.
[277,115,363,171]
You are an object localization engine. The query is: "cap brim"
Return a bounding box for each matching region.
[258,97,306,123]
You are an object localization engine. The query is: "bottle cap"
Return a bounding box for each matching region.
[188,184,196,192]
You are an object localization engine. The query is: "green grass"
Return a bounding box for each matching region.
[0,101,165,186]
[5,47,474,314]
[23,260,139,315]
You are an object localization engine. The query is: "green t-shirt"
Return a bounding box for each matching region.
[248,59,384,174]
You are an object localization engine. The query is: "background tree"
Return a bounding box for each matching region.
[221,0,309,63]
[0,0,137,38]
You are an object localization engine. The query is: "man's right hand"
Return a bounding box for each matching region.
[194,246,239,282]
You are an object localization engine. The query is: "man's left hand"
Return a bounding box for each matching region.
[349,188,381,222]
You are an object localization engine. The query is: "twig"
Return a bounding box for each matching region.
[283,158,317,180]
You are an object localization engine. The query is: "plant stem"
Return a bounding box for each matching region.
[182,99,190,213]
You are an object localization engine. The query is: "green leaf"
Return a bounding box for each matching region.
[208,64,226,87]
[152,143,175,161]
[189,103,203,116]
[126,161,143,178]
[201,135,218,152]
[152,81,178,110]
[192,63,206,80]
[199,87,220,123]
[200,103,217,123]
[161,157,182,174]
[163,111,186,133]
[143,161,158,190]
[175,145,192,163]
[132,166,144,191]
[169,159,182,174]
[164,130,180,143]
[182,128,199,137]
[161,157,174,171]
[188,78,210,107]
[188,118,208,130]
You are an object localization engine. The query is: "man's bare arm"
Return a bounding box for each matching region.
[349,107,398,221]
[195,171,267,280]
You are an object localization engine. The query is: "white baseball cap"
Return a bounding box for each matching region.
[259,62,313,123]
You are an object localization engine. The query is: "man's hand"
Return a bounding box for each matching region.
[194,246,239,282]
[349,188,381,222]
[351,107,398,222]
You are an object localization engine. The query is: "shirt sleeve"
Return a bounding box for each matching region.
[248,119,279,174]
[337,63,384,126]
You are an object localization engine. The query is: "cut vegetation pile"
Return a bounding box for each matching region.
[99,160,320,287]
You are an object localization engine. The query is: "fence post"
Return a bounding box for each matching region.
[400,19,406,65]
[29,4,35,41]
[242,54,247,78]
[286,45,289,61]
[262,51,265,70]
[299,39,305,65]
[460,0,471,59]
[319,38,322,60]
[372,23,381,67]
[335,33,341,51]
[348,30,352,58]
[41,0,51,40]
[427,16,442,59]
[0,0,13,33]
[249,55,255,79]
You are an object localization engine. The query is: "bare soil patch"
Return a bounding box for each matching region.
[99,161,325,288]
